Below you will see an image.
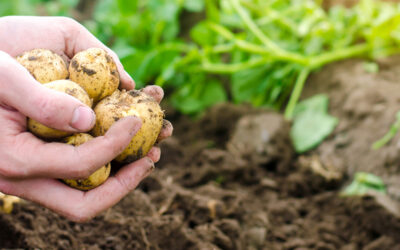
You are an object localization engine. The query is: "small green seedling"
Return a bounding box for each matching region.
[372,111,400,149]
[341,172,386,196]
[363,62,379,74]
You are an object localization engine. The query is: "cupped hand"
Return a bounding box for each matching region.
[0,16,173,222]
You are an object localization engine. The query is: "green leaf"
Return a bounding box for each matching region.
[191,21,216,46]
[171,83,204,114]
[290,95,338,153]
[172,78,227,114]
[111,39,136,59]
[231,65,271,104]
[117,0,138,15]
[201,80,227,108]
[148,0,180,22]
[184,0,205,12]
[363,61,379,73]
[291,111,338,153]
[293,94,329,117]
[341,172,386,196]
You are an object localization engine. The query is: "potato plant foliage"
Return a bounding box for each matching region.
[4,0,400,117]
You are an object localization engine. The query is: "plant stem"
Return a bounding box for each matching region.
[197,57,270,74]
[284,67,310,120]
[207,22,308,64]
[229,0,304,64]
[241,0,298,33]
[228,0,280,51]
[372,111,400,149]
[275,50,309,65]
[206,22,235,40]
[309,44,370,69]
[210,43,235,53]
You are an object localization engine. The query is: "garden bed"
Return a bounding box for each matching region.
[2,56,400,249]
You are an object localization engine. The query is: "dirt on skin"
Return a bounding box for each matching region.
[3,56,400,248]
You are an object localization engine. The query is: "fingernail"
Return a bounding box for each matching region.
[147,158,155,172]
[71,106,95,130]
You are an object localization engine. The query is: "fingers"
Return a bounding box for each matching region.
[147,147,161,163]
[0,16,134,89]
[61,18,135,90]
[141,85,173,143]
[0,52,95,132]
[157,120,173,143]
[142,85,164,103]
[0,116,142,179]
[0,157,154,222]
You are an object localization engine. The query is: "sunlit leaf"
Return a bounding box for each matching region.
[290,95,338,153]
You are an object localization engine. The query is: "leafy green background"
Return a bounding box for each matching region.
[3,0,400,119]
[5,0,400,153]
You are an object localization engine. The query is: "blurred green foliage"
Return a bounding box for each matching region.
[3,0,400,116]
[0,0,79,16]
[341,172,386,196]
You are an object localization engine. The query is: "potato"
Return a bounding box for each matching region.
[28,80,93,139]
[69,48,119,103]
[16,48,68,83]
[92,89,164,163]
[0,192,21,214]
[62,133,111,190]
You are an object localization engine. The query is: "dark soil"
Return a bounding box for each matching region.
[3,58,400,249]
[2,0,400,249]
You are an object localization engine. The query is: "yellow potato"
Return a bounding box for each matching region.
[28,80,93,139]
[0,192,21,214]
[92,89,164,163]
[16,48,68,83]
[69,48,119,103]
[62,133,111,190]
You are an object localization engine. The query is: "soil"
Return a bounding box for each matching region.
[2,56,400,249]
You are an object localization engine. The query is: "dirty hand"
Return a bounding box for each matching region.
[0,16,173,222]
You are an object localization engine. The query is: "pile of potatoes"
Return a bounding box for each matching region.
[16,48,164,190]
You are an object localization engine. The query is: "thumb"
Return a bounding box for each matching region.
[0,51,95,132]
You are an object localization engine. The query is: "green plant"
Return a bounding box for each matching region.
[0,0,79,16]
[5,0,400,117]
[290,94,338,153]
[372,111,400,149]
[341,172,386,196]
[176,0,400,117]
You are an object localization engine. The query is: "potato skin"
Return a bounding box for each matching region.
[28,80,93,139]
[92,89,164,163]
[62,133,111,190]
[69,48,119,103]
[16,49,68,83]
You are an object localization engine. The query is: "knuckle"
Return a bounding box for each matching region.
[117,175,136,191]
[57,16,80,27]
[33,96,59,125]
[66,207,93,223]
[103,134,123,156]
[0,164,22,178]
[59,17,85,38]
[70,166,91,179]
[69,213,91,223]
[69,148,97,179]
[0,52,13,89]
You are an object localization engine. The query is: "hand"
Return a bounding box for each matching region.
[0,16,173,222]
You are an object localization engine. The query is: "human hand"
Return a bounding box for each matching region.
[0,16,173,221]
